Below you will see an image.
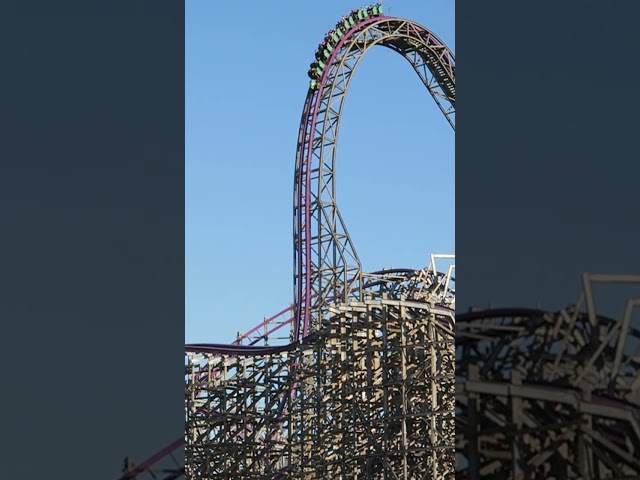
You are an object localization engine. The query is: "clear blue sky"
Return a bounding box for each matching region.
[186,0,455,344]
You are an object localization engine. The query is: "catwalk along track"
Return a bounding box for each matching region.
[119,5,455,480]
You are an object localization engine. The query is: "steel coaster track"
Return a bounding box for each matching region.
[294,13,455,340]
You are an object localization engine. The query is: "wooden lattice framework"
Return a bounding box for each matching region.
[185,258,456,479]
[456,274,640,479]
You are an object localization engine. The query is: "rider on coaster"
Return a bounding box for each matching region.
[309,4,385,88]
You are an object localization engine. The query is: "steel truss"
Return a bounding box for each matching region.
[294,16,455,339]
[186,261,455,479]
[456,274,640,479]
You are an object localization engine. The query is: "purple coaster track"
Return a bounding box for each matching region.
[293,14,454,341]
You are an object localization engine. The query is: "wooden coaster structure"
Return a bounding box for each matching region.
[456,274,640,478]
[186,257,455,479]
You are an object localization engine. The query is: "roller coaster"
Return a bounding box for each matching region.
[118,6,455,479]
[117,5,640,480]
